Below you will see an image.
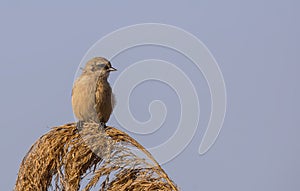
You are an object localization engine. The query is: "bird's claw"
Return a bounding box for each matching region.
[76,120,84,131]
[99,122,106,130]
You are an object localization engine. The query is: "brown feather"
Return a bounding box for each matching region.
[95,78,114,123]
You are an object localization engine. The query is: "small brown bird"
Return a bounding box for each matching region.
[72,57,117,129]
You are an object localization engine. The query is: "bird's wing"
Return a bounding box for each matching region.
[94,80,113,123]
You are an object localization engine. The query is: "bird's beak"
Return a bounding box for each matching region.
[108,67,117,72]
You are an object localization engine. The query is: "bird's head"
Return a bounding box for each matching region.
[82,57,117,79]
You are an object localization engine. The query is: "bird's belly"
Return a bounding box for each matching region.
[72,76,114,123]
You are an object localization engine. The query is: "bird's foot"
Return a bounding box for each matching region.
[98,122,106,130]
[76,120,85,131]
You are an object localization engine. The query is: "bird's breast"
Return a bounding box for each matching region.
[72,75,98,122]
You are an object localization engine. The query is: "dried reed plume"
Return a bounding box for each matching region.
[15,122,179,191]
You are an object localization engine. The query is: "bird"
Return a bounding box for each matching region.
[72,57,117,129]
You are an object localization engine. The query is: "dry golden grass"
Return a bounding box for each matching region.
[15,122,179,191]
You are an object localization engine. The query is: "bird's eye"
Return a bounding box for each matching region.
[104,65,109,70]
